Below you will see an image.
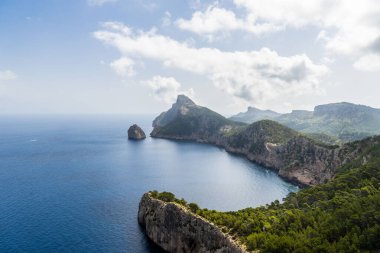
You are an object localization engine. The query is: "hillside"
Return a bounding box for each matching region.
[145,96,380,252]
[195,136,380,252]
[229,102,380,142]
[151,95,243,140]
[151,95,370,185]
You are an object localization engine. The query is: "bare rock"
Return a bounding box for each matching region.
[128,124,146,140]
[138,193,247,253]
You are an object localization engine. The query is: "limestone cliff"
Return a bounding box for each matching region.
[138,193,247,253]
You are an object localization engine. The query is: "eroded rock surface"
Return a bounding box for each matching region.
[138,193,247,253]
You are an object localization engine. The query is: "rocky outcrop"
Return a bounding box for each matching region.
[128,124,146,140]
[151,95,375,186]
[138,193,247,253]
[153,95,198,128]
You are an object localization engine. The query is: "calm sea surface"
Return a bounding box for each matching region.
[0,115,298,252]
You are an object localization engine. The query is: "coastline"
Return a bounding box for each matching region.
[150,134,308,188]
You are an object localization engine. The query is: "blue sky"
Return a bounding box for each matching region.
[1,0,380,115]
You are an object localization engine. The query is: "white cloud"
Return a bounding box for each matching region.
[143,75,194,104]
[176,4,283,39]
[94,22,328,106]
[354,54,380,72]
[87,0,117,6]
[235,0,380,56]
[178,0,380,70]
[110,57,135,77]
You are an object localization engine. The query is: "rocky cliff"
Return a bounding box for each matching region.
[151,95,373,186]
[138,193,247,253]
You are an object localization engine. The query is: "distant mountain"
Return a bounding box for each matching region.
[230,106,280,124]
[230,102,380,141]
[151,95,373,186]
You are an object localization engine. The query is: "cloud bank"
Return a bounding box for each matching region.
[177,0,380,70]
[176,3,283,40]
[94,22,328,106]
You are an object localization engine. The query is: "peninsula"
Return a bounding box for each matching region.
[150,95,375,186]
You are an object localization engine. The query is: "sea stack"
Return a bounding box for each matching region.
[128,124,146,140]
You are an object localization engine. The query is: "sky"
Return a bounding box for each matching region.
[1,0,380,116]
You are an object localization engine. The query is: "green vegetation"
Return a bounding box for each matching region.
[228,120,299,155]
[150,95,380,251]
[157,106,241,137]
[150,190,200,213]
[230,102,380,142]
[304,132,341,147]
[150,139,380,252]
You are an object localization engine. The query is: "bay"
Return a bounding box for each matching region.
[0,115,298,252]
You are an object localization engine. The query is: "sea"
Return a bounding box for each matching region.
[0,115,298,252]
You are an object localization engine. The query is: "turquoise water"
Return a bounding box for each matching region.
[0,115,298,252]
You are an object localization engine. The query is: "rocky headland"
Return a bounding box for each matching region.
[138,192,247,253]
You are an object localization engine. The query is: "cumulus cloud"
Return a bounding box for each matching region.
[235,0,380,54]
[178,0,380,71]
[143,76,194,104]
[87,0,117,6]
[176,4,282,39]
[110,57,135,77]
[94,22,328,105]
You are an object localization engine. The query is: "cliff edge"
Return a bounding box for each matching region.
[138,193,247,253]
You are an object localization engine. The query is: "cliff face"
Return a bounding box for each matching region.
[138,193,247,253]
[151,95,373,186]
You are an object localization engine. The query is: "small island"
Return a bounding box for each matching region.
[128,124,146,140]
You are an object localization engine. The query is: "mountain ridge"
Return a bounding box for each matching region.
[230,102,380,141]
